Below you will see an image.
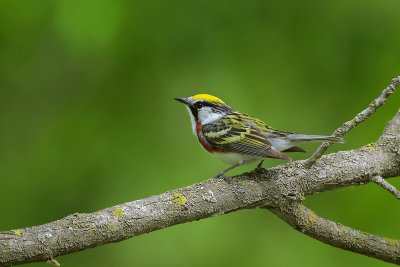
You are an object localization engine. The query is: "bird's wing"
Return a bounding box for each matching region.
[202,114,291,161]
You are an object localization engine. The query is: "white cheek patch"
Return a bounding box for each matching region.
[185,106,196,134]
[198,107,224,125]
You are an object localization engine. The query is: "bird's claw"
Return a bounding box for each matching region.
[213,173,230,179]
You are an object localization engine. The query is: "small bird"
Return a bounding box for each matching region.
[175,94,344,177]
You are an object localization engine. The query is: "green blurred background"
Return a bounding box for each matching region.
[1,0,400,266]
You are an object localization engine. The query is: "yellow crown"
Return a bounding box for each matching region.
[192,94,225,104]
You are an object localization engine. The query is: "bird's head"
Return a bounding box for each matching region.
[175,94,232,127]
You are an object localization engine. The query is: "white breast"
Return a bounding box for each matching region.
[185,106,197,134]
[212,152,261,165]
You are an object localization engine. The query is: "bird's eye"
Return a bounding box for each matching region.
[195,102,204,109]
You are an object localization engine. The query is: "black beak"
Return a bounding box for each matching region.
[174,97,188,105]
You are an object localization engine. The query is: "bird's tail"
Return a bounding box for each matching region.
[287,134,344,143]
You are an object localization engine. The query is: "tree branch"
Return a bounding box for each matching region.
[268,203,400,264]
[305,76,400,167]
[1,77,399,266]
[371,176,400,200]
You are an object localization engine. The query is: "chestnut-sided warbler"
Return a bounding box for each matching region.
[175,94,344,177]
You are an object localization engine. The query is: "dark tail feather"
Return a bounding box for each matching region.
[267,147,292,161]
[283,146,307,153]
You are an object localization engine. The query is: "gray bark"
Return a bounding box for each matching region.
[1,77,399,266]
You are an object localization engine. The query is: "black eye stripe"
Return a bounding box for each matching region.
[194,101,218,109]
[189,101,233,121]
[189,106,199,120]
[195,102,204,108]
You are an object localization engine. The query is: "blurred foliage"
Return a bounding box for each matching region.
[0,0,400,266]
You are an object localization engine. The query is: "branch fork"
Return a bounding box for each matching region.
[371,175,400,199]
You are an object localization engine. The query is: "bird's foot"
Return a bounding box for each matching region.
[213,172,230,179]
[255,160,264,170]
